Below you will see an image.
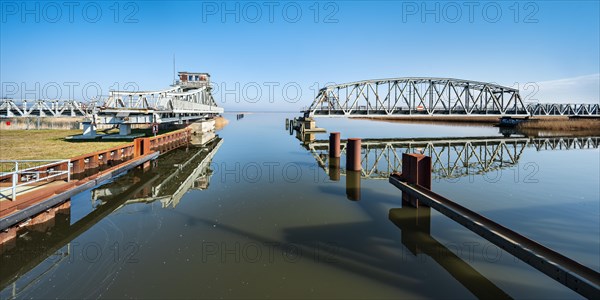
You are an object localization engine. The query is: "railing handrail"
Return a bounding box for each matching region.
[0,159,70,174]
[0,159,71,201]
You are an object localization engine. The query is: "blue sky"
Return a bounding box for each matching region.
[1,1,599,111]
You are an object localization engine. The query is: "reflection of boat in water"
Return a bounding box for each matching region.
[0,137,223,295]
[303,135,600,180]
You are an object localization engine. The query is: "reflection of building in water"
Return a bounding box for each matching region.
[92,137,223,209]
[304,136,600,180]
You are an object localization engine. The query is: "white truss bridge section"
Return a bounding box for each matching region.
[526,103,599,116]
[99,84,223,124]
[0,99,95,118]
[304,77,599,117]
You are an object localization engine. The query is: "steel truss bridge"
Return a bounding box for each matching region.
[304,77,599,117]
[99,84,223,125]
[0,99,96,118]
[305,136,600,180]
[1,82,224,125]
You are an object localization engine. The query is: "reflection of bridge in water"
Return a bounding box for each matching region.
[305,136,600,180]
[92,137,222,209]
[0,137,222,296]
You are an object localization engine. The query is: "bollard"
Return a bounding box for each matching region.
[346,138,362,171]
[346,170,361,201]
[328,157,340,181]
[134,138,142,157]
[329,132,341,158]
[401,153,432,207]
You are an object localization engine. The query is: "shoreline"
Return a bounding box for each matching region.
[353,116,600,136]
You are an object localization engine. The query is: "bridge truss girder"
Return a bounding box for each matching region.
[526,103,600,116]
[0,99,94,118]
[307,136,599,180]
[98,85,223,124]
[306,78,528,117]
[103,85,218,111]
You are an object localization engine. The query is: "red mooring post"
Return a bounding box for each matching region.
[329,132,341,158]
[401,153,432,207]
[346,138,362,171]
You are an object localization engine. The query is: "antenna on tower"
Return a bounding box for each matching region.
[172,54,176,85]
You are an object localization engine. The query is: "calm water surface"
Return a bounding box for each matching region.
[1,113,598,299]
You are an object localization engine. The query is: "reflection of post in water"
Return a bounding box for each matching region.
[388,205,510,299]
[328,132,341,181]
[345,170,361,201]
[328,157,340,181]
[345,138,362,201]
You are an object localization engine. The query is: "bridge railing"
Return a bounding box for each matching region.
[0,159,71,201]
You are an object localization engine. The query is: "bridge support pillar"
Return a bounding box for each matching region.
[119,124,131,135]
[82,121,97,137]
[346,138,361,171]
[329,132,341,158]
[401,153,431,207]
